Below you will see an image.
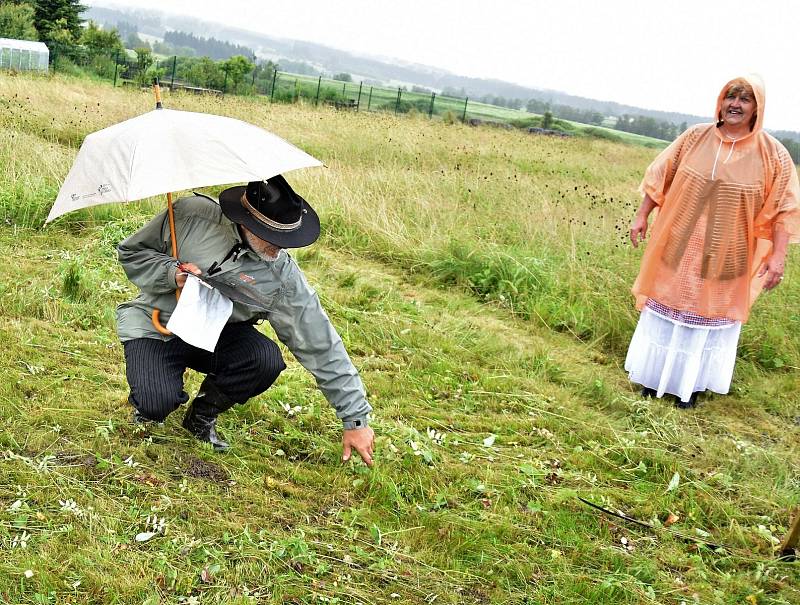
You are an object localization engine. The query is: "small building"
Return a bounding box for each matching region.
[0,38,49,72]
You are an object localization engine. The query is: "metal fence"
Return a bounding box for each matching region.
[30,48,531,126]
[269,71,476,121]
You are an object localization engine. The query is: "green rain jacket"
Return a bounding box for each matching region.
[116,194,371,429]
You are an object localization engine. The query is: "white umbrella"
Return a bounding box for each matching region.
[47,107,322,222]
[48,84,323,334]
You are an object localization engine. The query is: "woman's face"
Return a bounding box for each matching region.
[721,89,756,130]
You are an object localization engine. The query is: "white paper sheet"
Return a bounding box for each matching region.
[166,275,233,352]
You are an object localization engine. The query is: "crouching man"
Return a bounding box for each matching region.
[116,175,374,465]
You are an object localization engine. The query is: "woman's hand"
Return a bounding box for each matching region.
[175,262,201,288]
[629,214,649,248]
[758,253,786,291]
[630,194,657,248]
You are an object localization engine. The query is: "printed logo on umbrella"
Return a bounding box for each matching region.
[70,183,112,202]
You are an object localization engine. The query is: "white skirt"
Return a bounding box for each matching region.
[625,308,741,403]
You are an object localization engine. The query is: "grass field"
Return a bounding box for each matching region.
[1,71,799,604]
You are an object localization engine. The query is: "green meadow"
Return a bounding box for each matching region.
[269,71,664,147]
[0,72,798,604]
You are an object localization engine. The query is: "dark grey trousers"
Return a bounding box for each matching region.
[123,322,286,422]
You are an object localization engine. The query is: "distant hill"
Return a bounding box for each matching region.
[86,4,798,140]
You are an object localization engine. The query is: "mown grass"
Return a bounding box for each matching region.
[1,71,799,604]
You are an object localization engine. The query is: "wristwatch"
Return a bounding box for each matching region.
[342,417,368,430]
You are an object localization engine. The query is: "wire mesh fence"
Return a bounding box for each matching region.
[270,71,484,122]
[13,48,539,127]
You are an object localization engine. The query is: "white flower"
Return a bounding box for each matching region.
[123,456,139,468]
[483,434,496,447]
[426,427,445,445]
[59,499,84,517]
[24,569,34,579]
[281,401,302,417]
[100,280,126,293]
[7,499,24,512]
[136,514,168,542]
[12,530,30,549]
[147,514,167,533]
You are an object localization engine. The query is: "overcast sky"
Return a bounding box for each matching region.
[93,0,800,131]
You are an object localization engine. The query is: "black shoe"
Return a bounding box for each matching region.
[132,409,164,426]
[640,387,658,398]
[181,377,235,451]
[674,392,699,409]
[182,403,230,451]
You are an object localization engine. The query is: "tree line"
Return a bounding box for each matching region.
[778,138,800,164]
[0,0,85,49]
[162,30,255,61]
[0,0,279,94]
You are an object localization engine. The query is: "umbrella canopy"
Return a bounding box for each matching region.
[47,108,322,223]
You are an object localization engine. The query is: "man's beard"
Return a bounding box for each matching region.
[242,228,282,261]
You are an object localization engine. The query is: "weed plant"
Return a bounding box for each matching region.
[0,72,798,604]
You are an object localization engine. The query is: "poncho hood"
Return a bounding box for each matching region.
[714,74,765,142]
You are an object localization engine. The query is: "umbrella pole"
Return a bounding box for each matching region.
[151,191,179,335]
[166,192,178,257]
[778,509,800,560]
[151,78,179,336]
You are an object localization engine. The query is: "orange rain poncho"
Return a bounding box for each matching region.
[632,75,800,322]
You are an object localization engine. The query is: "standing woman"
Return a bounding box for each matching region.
[626,74,799,408]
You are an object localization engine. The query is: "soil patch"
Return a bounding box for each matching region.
[185,457,229,483]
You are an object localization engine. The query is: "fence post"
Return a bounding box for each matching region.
[251,55,257,87]
[462,97,469,122]
[170,55,176,89]
[222,66,228,95]
[367,86,373,111]
[429,92,435,118]
[270,69,278,98]
[356,81,363,111]
[395,88,401,114]
[113,49,120,86]
[342,81,346,96]
[315,75,321,105]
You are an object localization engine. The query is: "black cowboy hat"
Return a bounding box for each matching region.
[219,175,320,248]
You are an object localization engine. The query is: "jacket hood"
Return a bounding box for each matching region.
[715,74,765,141]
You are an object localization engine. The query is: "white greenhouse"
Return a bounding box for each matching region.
[0,38,49,72]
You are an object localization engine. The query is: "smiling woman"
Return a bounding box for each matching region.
[719,79,758,133]
[625,74,800,408]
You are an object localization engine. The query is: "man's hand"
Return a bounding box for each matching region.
[176,262,202,288]
[342,426,375,467]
